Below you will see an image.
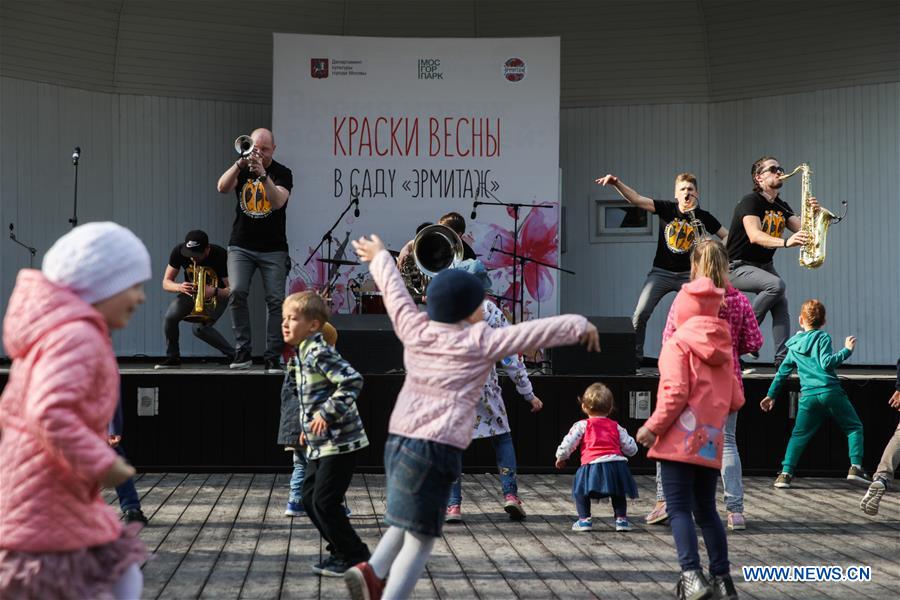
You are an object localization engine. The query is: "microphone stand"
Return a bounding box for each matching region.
[9,223,37,268]
[69,147,80,228]
[472,193,556,323]
[489,247,575,323]
[303,189,360,300]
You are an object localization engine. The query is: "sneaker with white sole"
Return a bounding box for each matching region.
[285,501,305,517]
[726,512,746,530]
[503,494,526,520]
[860,478,886,515]
[229,350,252,370]
[615,517,632,531]
[773,472,792,488]
[847,465,872,485]
[571,518,593,531]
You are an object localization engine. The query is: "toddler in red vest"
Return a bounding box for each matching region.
[555,382,638,532]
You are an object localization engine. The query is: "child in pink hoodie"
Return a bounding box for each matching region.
[0,223,152,599]
[344,234,599,600]
[648,239,762,532]
[637,277,744,600]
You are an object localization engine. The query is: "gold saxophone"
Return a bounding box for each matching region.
[779,163,844,269]
[184,265,218,323]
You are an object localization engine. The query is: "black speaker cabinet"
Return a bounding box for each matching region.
[550,316,636,375]
[330,314,404,374]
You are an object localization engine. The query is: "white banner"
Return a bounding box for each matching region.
[273,34,560,318]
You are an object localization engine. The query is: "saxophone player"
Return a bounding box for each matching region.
[156,230,233,369]
[594,172,728,365]
[725,156,819,369]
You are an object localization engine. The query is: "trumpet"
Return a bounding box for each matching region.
[234,134,254,157]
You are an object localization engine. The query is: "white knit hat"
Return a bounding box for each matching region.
[42,222,152,304]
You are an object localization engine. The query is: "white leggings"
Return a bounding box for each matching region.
[112,563,143,599]
[369,526,435,599]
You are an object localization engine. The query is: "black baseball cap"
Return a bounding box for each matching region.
[181,230,209,257]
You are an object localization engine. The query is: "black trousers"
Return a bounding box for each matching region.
[301,450,370,563]
[163,293,232,358]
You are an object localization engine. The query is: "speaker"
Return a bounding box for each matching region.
[329,314,404,374]
[551,316,636,375]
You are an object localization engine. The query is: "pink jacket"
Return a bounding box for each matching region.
[0,270,122,552]
[369,250,589,449]
[662,285,763,392]
[646,281,745,469]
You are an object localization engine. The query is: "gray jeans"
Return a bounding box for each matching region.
[227,246,289,361]
[163,293,232,358]
[632,267,690,360]
[729,260,789,362]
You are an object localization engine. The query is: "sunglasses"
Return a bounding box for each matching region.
[758,165,785,175]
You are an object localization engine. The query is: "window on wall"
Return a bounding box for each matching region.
[589,199,654,243]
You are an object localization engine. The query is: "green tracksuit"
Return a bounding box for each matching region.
[767,329,862,474]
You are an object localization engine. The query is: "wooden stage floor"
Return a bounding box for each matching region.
[106,473,899,599]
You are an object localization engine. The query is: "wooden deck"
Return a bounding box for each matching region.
[105,473,900,599]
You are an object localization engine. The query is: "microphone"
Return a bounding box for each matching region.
[470,191,480,220]
[9,223,14,239]
[72,146,81,165]
[488,233,501,260]
[352,186,360,218]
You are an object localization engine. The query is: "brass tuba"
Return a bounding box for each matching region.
[401,224,464,298]
[779,164,845,269]
[184,265,218,323]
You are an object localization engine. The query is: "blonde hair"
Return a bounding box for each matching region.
[800,299,826,328]
[580,382,614,416]
[674,172,698,190]
[283,291,329,324]
[690,238,729,289]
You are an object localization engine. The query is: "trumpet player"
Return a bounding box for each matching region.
[216,127,293,373]
[155,230,232,369]
[725,156,819,369]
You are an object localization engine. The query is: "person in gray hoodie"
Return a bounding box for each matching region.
[760,299,867,488]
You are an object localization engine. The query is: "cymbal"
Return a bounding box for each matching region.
[317,258,359,266]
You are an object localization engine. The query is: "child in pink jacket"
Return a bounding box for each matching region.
[648,239,763,531]
[0,223,151,599]
[636,277,744,600]
[344,234,599,600]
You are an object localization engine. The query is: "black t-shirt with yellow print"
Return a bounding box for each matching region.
[652,200,722,272]
[726,192,794,265]
[229,159,293,252]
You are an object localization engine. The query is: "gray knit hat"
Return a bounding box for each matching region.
[42,222,152,304]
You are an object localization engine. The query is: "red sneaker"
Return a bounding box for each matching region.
[344,561,385,600]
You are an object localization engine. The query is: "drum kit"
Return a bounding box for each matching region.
[317,251,399,314]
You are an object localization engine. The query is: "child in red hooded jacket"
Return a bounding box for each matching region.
[636,277,744,600]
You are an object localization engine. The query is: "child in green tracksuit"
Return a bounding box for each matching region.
[760,299,868,488]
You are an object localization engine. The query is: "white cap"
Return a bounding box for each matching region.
[42,222,152,304]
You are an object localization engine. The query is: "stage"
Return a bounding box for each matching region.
[3,362,894,476]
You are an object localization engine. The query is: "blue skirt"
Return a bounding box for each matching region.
[572,460,638,499]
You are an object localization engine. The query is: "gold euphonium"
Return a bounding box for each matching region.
[779,163,842,269]
[184,265,218,323]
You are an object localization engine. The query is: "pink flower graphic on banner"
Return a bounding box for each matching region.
[473,204,558,305]
[287,247,354,314]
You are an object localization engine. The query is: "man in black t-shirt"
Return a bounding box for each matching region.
[595,172,728,363]
[726,156,816,367]
[155,230,232,369]
[216,127,293,373]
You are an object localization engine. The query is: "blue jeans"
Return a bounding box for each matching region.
[655,411,743,513]
[227,246,289,361]
[114,445,141,512]
[660,460,730,576]
[384,435,462,537]
[289,449,308,505]
[448,432,517,506]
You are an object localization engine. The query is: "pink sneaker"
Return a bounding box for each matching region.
[344,562,385,600]
[645,502,669,524]
[503,494,526,520]
[727,512,746,531]
[445,504,462,523]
